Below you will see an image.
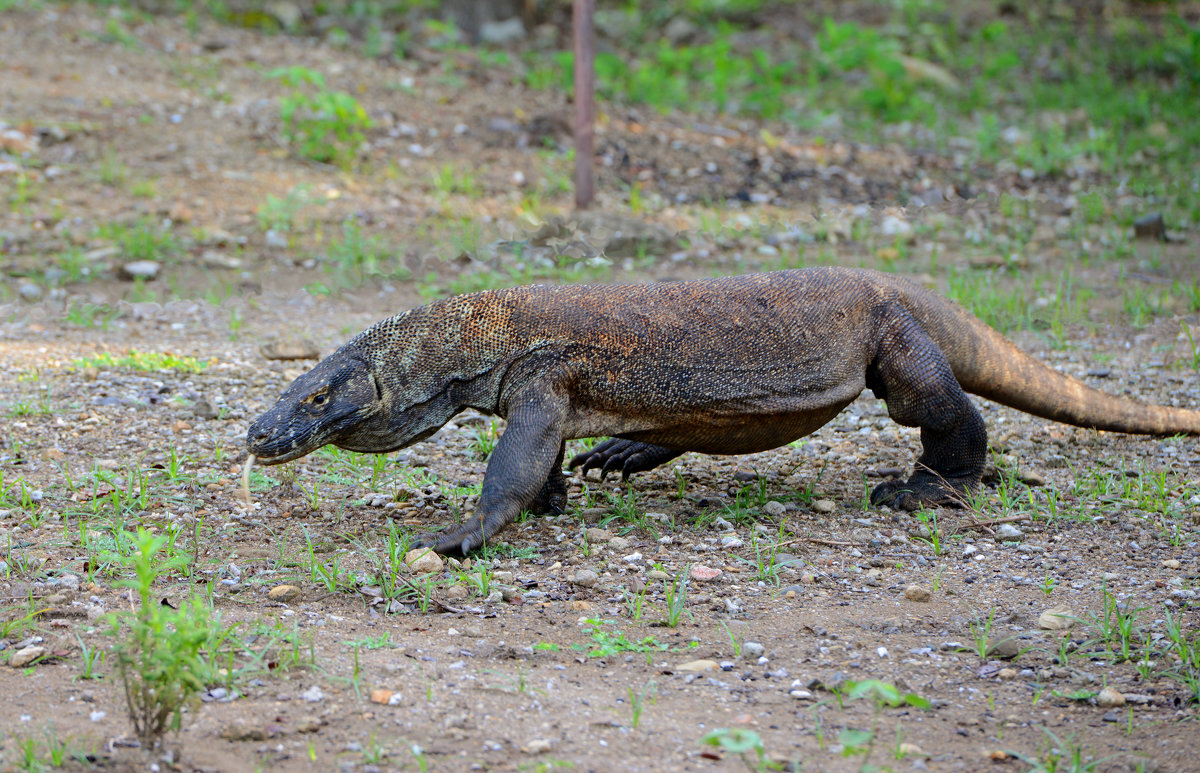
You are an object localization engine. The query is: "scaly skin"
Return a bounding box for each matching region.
[247,268,1200,554]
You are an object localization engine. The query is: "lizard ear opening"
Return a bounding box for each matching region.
[372,372,383,402]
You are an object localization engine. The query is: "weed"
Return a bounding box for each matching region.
[663,565,690,627]
[73,350,207,374]
[431,163,483,198]
[625,679,656,730]
[1009,727,1114,772]
[912,508,943,555]
[257,184,315,234]
[575,619,668,663]
[701,727,781,772]
[268,66,371,167]
[968,607,998,660]
[467,421,500,461]
[104,529,230,749]
[94,217,179,262]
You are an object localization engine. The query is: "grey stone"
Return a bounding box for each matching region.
[119,260,160,280]
[479,17,526,45]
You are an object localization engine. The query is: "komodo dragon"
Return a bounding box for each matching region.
[246,267,1200,555]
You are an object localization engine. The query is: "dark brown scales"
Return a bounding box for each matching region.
[246,267,1200,555]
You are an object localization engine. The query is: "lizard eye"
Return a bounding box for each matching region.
[310,391,328,406]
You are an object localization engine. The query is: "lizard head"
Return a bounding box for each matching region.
[247,345,397,465]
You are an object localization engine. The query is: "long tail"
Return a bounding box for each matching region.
[892,276,1200,436]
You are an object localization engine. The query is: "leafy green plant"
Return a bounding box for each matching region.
[94,217,179,262]
[104,529,229,749]
[73,350,208,374]
[268,66,371,166]
[701,727,782,772]
[574,619,668,663]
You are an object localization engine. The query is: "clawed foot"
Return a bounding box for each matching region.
[869,474,972,511]
[529,471,568,516]
[412,518,487,556]
[569,439,680,480]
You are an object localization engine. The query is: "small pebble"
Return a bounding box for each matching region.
[1097,686,1125,708]
[904,585,931,602]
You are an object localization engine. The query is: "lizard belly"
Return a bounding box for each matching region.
[614,400,853,455]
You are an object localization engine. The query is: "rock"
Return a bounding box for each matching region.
[479,17,526,45]
[1018,470,1045,486]
[572,569,599,588]
[580,508,606,524]
[879,214,915,241]
[585,528,612,542]
[220,720,267,741]
[789,689,814,700]
[663,15,699,44]
[998,667,1018,680]
[523,738,553,754]
[1038,607,1076,630]
[742,642,765,658]
[405,548,444,574]
[9,645,46,667]
[904,585,931,602]
[369,688,400,705]
[300,685,324,703]
[608,536,630,550]
[677,659,719,673]
[812,499,836,514]
[1097,686,1126,708]
[719,535,744,549]
[1133,213,1167,242]
[996,523,1024,540]
[17,282,43,302]
[268,585,301,602]
[267,0,302,28]
[264,228,289,248]
[733,469,759,483]
[963,545,978,557]
[119,260,160,280]
[986,637,1020,660]
[445,584,469,600]
[1162,559,1181,569]
[260,339,320,360]
[690,565,722,582]
[763,500,786,517]
[647,569,670,581]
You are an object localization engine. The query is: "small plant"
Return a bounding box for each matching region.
[1009,727,1114,772]
[625,679,655,730]
[73,350,208,374]
[104,529,228,749]
[268,66,371,167]
[701,727,782,772]
[467,421,500,461]
[968,607,999,660]
[574,619,668,663]
[912,508,943,555]
[663,565,690,628]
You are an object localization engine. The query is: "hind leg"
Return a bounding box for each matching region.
[866,309,987,510]
[529,443,568,515]
[569,439,683,480]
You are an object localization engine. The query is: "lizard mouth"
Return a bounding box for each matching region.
[248,447,305,465]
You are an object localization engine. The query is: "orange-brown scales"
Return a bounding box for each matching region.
[248,267,1200,555]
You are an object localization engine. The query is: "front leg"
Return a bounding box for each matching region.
[415,391,566,555]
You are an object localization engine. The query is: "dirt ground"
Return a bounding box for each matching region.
[1,5,1198,773]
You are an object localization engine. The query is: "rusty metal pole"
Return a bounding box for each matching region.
[572,0,595,209]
